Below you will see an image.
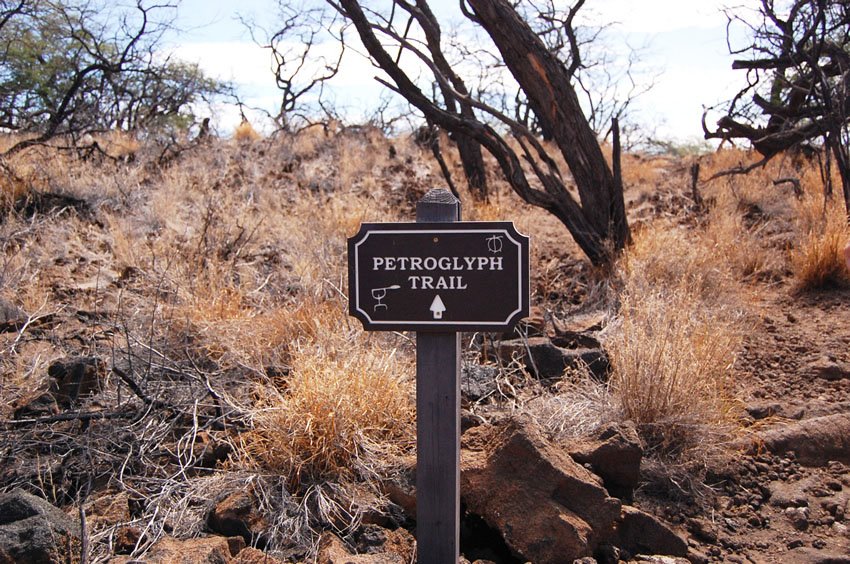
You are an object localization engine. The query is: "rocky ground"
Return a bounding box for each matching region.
[664,283,850,563]
[456,278,850,564]
[1,137,849,563]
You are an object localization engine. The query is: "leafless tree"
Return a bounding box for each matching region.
[401,1,488,199]
[262,0,490,198]
[451,0,658,147]
[0,0,29,33]
[245,3,347,131]
[328,0,629,265]
[704,0,850,210]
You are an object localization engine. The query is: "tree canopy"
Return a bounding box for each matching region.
[0,0,226,155]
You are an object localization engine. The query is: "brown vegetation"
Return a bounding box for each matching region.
[1,128,848,561]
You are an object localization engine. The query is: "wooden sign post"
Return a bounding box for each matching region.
[415,189,461,563]
[348,188,529,563]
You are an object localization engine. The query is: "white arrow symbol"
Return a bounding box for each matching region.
[430,295,446,319]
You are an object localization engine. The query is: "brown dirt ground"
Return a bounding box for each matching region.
[635,281,850,564]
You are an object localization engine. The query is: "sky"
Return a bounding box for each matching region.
[165,0,759,142]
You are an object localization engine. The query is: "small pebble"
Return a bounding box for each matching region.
[784,506,809,530]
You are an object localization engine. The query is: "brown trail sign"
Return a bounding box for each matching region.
[347,189,530,563]
[348,222,529,332]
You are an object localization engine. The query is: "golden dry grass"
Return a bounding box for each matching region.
[5,127,850,554]
[242,335,414,486]
[105,134,421,497]
[618,221,733,302]
[608,206,748,457]
[607,288,742,457]
[790,188,850,290]
[603,146,848,457]
[234,120,262,143]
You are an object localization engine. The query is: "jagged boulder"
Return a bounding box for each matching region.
[351,524,416,558]
[0,489,80,564]
[567,422,644,500]
[613,506,688,559]
[12,391,60,419]
[497,337,609,381]
[461,418,621,563]
[749,413,850,466]
[808,356,850,381]
[232,547,288,563]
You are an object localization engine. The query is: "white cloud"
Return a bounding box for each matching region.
[583,0,752,33]
[171,41,273,88]
[167,1,764,140]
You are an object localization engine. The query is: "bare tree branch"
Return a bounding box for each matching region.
[706,0,850,209]
[330,0,630,265]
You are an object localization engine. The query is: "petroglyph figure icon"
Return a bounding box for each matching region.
[486,234,503,254]
[372,285,401,311]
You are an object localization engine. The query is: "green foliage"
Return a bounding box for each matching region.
[0,0,227,147]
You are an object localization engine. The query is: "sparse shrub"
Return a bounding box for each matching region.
[608,220,746,457]
[791,190,850,290]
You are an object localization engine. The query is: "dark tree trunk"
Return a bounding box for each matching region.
[335,0,628,265]
[467,0,630,250]
[414,0,489,201]
[455,132,488,200]
[832,138,850,215]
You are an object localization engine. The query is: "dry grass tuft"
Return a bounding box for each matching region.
[530,372,619,440]
[791,190,850,291]
[618,221,734,304]
[607,219,746,458]
[0,171,30,208]
[242,337,414,487]
[234,120,262,143]
[702,183,786,282]
[98,130,141,158]
[607,289,742,457]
